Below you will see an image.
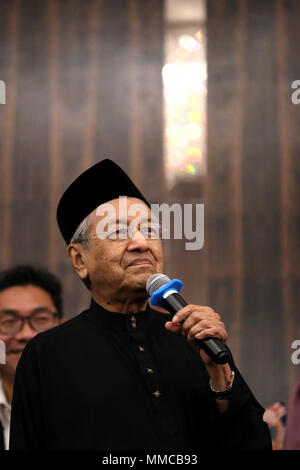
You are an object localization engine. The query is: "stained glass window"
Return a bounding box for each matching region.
[163,0,206,188]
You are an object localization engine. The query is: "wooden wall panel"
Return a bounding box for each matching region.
[0,0,164,318]
[206,0,245,374]
[207,0,300,407]
[0,0,20,268]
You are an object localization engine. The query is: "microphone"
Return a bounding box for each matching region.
[146,273,230,365]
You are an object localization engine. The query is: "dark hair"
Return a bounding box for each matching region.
[0,265,64,318]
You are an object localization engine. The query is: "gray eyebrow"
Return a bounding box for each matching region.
[106,217,154,227]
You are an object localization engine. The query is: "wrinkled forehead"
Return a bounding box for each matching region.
[89,197,153,225]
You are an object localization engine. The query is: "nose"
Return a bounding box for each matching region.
[127,229,149,252]
[14,320,36,342]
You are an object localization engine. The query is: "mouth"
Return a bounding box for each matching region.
[8,349,24,355]
[128,259,153,267]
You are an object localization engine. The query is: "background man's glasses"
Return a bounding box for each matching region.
[0,310,59,336]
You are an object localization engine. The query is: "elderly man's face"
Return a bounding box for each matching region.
[76,197,164,298]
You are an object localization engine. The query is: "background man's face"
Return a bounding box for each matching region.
[83,197,164,298]
[0,285,59,372]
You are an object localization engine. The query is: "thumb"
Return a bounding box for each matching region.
[165,321,182,334]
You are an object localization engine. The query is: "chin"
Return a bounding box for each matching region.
[130,270,153,288]
[125,265,160,288]
[6,353,22,372]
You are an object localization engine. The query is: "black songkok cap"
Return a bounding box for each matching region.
[57,159,150,244]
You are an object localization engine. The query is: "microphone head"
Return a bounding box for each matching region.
[146,273,171,296]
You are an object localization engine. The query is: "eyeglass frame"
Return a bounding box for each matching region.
[79,222,167,244]
[0,309,60,336]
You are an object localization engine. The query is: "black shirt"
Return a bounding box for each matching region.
[9,299,271,450]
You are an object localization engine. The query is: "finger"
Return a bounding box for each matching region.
[165,321,182,334]
[186,320,223,341]
[194,326,228,343]
[180,312,209,336]
[171,305,217,324]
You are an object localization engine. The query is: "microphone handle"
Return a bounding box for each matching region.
[161,293,229,365]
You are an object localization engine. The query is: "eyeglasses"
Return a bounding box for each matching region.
[95,222,167,241]
[0,309,59,336]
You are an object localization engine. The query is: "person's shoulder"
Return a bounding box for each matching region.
[26,307,91,350]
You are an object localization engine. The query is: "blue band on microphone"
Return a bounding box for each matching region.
[150,279,183,307]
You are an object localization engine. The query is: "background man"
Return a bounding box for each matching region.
[0,265,63,449]
[10,159,271,449]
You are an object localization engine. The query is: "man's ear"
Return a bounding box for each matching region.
[67,244,89,282]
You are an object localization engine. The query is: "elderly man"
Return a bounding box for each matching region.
[10,159,271,450]
[0,265,63,450]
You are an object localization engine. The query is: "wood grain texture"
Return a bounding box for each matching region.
[0,0,164,319]
[207,0,300,407]
[0,0,20,267]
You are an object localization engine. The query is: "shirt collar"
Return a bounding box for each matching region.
[88,297,155,331]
